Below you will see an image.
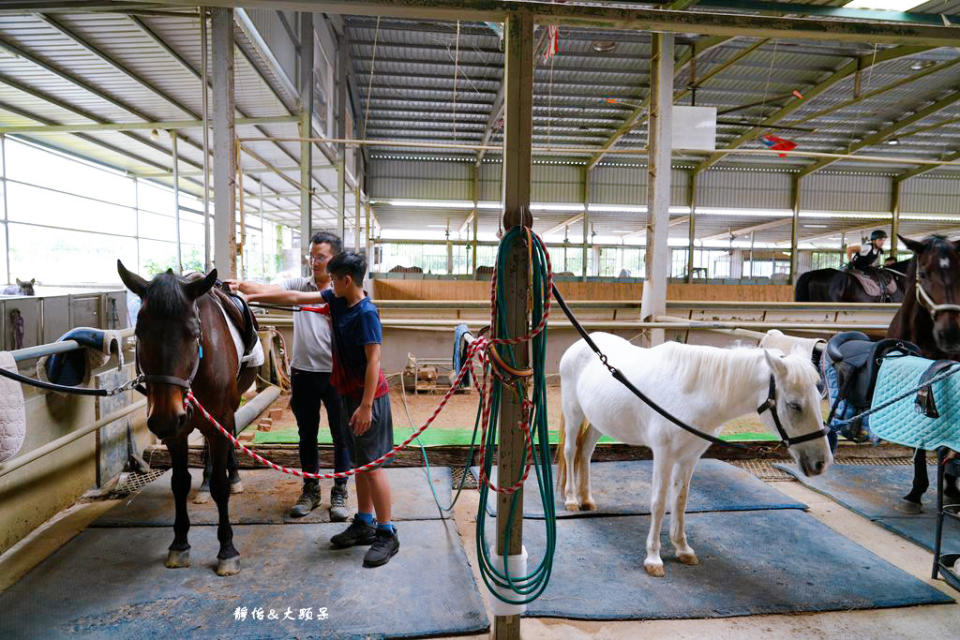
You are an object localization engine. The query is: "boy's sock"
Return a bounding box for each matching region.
[356,512,375,525]
[377,521,396,534]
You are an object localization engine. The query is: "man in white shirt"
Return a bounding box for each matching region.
[227,232,350,520]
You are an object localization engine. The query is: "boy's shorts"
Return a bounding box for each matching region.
[342,393,394,468]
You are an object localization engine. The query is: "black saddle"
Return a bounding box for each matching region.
[826,331,921,409]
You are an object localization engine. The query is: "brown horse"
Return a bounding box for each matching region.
[118,261,256,575]
[885,235,960,511]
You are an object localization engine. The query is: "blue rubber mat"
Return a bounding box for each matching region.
[0,521,488,639]
[93,467,451,526]
[776,463,960,554]
[471,459,806,518]
[493,510,953,620]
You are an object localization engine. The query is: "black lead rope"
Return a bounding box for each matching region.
[0,366,141,397]
[550,284,750,450]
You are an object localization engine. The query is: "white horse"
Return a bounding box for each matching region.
[557,333,832,577]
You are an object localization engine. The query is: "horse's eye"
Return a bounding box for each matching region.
[918,270,927,279]
[787,402,802,413]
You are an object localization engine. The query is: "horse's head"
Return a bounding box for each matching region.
[900,234,960,354]
[117,260,217,441]
[762,349,833,477]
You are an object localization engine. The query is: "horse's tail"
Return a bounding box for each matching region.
[795,271,812,302]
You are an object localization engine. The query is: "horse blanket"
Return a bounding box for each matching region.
[870,355,960,451]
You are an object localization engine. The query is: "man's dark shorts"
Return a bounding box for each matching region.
[342,394,394,468]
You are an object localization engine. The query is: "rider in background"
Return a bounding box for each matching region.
[846,229,887,272]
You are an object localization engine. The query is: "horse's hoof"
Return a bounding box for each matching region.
[677,552,699,566]
[193,490,211,504]
[564,500,580,512]
[644,562,665,578]
[581,498,597,511]
[895,499,923,514]
[229,480,244,494]
[216,556,240,576]
[165,549,191,568]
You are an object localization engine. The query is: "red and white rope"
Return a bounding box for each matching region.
[188,231,553,495]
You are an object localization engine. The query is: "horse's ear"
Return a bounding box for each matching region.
[952,239,960,253]
[763,349,788,379]
[117,260,148,298]
[182,268,218,300]
[29,278,35,285]
[898,234,926,255]
[15,278,23,286]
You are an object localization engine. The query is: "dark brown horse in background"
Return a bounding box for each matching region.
[795,260,909,302]
[885,235,960,512]
[118,261,256,575]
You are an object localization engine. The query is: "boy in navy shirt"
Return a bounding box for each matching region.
[320,252,398,568]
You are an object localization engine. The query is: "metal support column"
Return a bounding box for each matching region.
[171,130,182,272]
[336,46,347,242]
[582,166,590,281]
[639,32,674,346]
[470,161,479,273]
[200,7,211,271]
[789,174,801,284]
[355,155,363,251]
[685,171,698,283]
[299,12,314,258]
[211,7,236,278]
[891,179,902,259]
[1,134,9,285]
[495,11,534,640]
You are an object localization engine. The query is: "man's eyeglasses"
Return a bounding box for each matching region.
[304,255,326,264]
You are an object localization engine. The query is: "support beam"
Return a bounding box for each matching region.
[0,115,297,134]
[495,11,533,640]
[693,45,930,175]
[789,175,801,284]
[685,172,698,283]
[171,130,182,272]
[170,2,960,46]
[639,33,674,347]
[891,179,902,260]
[543,212,584,237]
[336,45,347,241]
[299,11,314,259]
[798,89,960,178]
[212,7,237,278]
[581,167,590,281]
[896,149,960,182]
[700,217,792,243]
[476,82,505,166]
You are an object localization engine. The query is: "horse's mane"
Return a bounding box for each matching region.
[143,272,192,318]
[658,343,819,396]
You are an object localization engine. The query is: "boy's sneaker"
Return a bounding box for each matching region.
[330,515,377,549]
[363,528,400,568]
[329,485,350,522]
[288,483,320,518]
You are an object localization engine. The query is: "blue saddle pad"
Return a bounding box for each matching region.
[871,355,960,451]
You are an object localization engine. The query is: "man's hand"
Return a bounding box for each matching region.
[222,279,241,293]
[350,403,373,435]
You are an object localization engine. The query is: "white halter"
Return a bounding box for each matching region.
[915,281,960,318]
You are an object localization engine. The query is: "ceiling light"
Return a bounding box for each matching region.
[844,1,925,10]
[803,224,828,229]
[910,59,935,71]
[591,40,616,53]
[886,137,900,145]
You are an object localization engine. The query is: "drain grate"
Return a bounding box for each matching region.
[110,468,166,497]
[730,459,795,481]
[451,466,478,490]
[836,456,917,466]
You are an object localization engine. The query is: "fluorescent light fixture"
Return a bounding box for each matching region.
[901,214,960,222]
[530,203,585,212]
[426,224,448,228]
[803,224,828,228]
[696,208,793,218]
[844,1,925,10]
[800,211,892,220]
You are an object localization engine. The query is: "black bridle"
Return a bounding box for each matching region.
[756,376,830,447]
[134,307,203,393]
[552,284,827,450]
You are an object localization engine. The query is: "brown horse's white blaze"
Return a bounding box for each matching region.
[558,334,831,578]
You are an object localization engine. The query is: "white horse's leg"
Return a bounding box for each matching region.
[561,396,585,512]
[576,425,603,511]
[645,450,671,577]
[668,458,698,566]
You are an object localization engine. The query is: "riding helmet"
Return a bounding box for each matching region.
[870,229,888,241]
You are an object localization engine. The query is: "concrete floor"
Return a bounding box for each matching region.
[1,475,957,639]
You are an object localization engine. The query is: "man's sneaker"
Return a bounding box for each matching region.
[363,528,400,568]
[288,483,320,518]
[330,516,377,549]
[329,484,350,522]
